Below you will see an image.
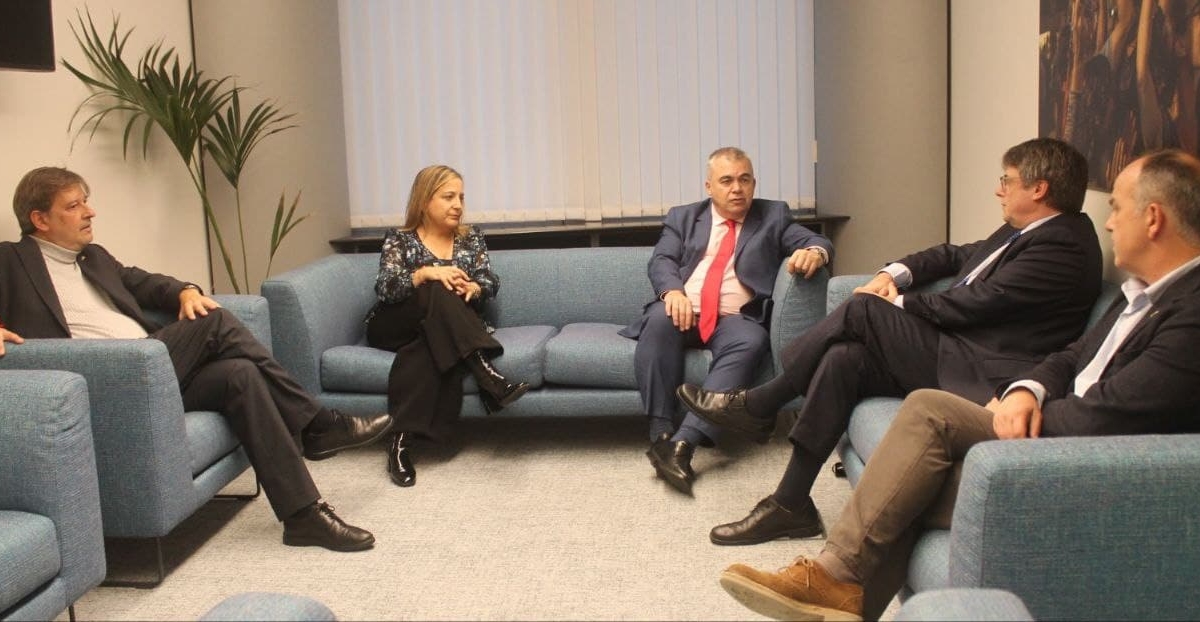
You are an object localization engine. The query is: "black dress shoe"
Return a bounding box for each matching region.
[646,433,695,494]
[282,502,375,552]
[710,495,826,545]
[302,411,394,461]
[387,432,416,487]
[676,384,772,443]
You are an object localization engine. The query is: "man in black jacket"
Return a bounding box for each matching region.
[679,138,1103,545]
[714,150,1200,621]
[0,166,394,552]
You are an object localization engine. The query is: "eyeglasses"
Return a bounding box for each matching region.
[998,174,1025,189]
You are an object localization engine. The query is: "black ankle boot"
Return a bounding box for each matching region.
[387,432,415,487]
[465,350,529,413]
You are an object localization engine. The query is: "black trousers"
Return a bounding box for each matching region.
[366,283,501,441]
[151,308,322,520]
[779,295,942,459]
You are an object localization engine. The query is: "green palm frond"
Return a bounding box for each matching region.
[205,89,297,187]
[62,8,306,293]
[266,190,309,278]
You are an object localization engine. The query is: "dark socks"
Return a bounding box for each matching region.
[745,373,803,419]
[649,416,674,441]
[307,408,338,432]
[672,425,710,447]
[772,445,825,512]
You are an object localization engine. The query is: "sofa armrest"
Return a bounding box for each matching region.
[0,339,195,537]
[0,370,106,605]
[950,434,1200,621]
[140,294,272,354]
[895,589,1032,621]
[212,294,272,353]
[826,274,873,314]
[827,274,957,314]
[262,255,378,395]
[769,262,828,375]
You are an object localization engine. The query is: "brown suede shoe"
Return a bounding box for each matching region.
[719,557,863,621]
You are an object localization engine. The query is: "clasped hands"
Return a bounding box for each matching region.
[852,272,900,302]
[417,265,482,301]
[987,389,1043,439]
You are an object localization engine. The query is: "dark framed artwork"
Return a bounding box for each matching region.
[1040,0,1200,191]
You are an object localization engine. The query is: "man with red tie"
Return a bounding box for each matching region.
[620,147,833,494]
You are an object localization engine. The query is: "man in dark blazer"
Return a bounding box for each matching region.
[620,147,834,494]
[679,138,1103,543]
[0,166,394,552]
[712,149,1200,622]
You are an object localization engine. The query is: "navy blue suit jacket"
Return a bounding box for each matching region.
[621,198,832,338]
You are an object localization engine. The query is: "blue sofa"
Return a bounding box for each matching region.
[895,589,1032,621]
[0,296,272,585]
[830,275,1200,620]
[261,247,828,418]
[0,370,105,622]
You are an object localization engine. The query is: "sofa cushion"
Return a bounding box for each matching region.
[322,325,557,393]
[543,322,720,389]
[845,397,904,465]
[462,325,557,393]
[0,511,60,614]
[543,323,637,388]
[907,530,951,593]
[184,411,243,477]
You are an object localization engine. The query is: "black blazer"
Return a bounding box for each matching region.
[896,213,1103,403]
[0,236,191,338]
[1011,264,1200,437]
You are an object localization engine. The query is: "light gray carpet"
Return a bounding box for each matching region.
[68,415,900,621]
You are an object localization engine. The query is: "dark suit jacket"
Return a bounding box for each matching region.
[1008,264,1200,437]
[620,198,833,338]
[0,236,191,338]
[895,213,1103,402]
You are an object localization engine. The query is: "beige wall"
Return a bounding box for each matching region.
[813,0,948,275]
[950,0,1116,276]
[0,0,210,286]
[190,0,351,294]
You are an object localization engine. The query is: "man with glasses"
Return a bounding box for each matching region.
[678,138,1103,546]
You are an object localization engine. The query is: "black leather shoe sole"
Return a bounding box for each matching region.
[304,418,395,461]
[283,532,376,552]
[710,520,826,546]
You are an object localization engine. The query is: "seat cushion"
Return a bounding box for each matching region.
[0,511,60,614]
[543,323,638,389]
[184,411,243,477]
[907,529,952,593]
[543,322,716,389]
[321,326,557,393]
[462,325,556,393]
[845,397,905,464]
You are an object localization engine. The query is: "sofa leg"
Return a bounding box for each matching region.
[100,537,165,589]
[215,477,262,500]
[68,604,76,622]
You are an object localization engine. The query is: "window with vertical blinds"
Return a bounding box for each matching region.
[338,0,815,228]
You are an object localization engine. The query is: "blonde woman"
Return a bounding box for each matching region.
[365,165,527,487]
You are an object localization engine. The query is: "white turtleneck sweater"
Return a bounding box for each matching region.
[33,237,149,340]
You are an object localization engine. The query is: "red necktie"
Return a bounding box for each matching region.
[699,219,737,343]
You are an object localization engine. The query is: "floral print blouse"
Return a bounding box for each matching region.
[372,225,499,307]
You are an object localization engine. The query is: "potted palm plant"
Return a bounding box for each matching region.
[62,9,306,293]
